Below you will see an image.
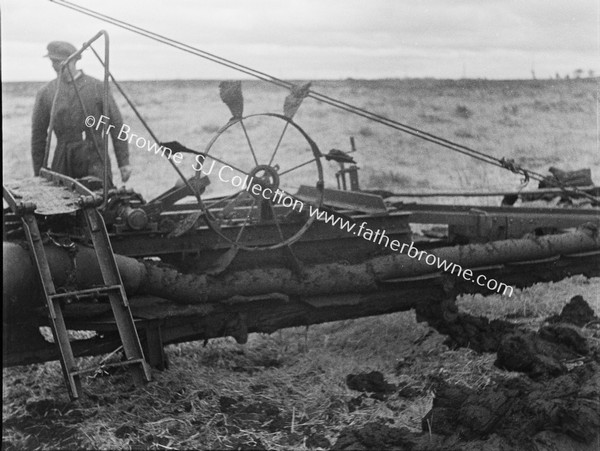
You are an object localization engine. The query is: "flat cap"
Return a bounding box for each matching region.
[44,41,80,61]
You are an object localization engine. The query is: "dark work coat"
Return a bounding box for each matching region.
[31,71,129,183]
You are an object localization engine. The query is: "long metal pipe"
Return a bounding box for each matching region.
[4,227,598,316]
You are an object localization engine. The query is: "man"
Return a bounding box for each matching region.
[31,41,132,185]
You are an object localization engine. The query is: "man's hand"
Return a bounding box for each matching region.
[120,165,132,183]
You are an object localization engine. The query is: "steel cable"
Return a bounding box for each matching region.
[51,0,598,202]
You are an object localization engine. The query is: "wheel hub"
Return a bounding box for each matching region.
[248,164,281,195]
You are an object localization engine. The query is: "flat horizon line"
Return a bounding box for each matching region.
[3,76,597,84]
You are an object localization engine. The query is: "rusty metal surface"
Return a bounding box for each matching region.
[4,177,81,215]
[110,212,412,259]
[296,185,388,214]
[396,203,600,222]
[395,203,600,241]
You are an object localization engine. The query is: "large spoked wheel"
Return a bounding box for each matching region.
[197,113,323,251]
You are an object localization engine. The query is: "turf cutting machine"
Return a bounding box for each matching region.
[3,26,600,400]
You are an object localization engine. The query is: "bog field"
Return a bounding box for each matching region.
[2,78,600,450]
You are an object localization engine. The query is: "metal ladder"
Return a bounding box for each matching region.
[4,172,151,400]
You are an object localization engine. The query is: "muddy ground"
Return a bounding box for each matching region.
[333,296,600,451]
[3,290,599,450]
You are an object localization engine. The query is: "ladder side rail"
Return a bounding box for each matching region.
[21,212,83,398]
[83,207,151,384]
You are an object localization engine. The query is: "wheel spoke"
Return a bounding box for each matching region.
[278,157,317,176]
[235,197,257,244]
[208,190,245,210]
[267,122,289,167]
[268,201,286,241]
[200,113,323,251]
[272,190,320,214]
[222,191,254,219]
[240,120,259,166]
[203,154,252,178]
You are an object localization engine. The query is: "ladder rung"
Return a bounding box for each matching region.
[49,285,123,301]
[69,358,147,377]
[8,194,152,400]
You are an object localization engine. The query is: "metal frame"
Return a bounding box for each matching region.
[4,167,151,399]
[395,203,600,240]
[4,246,598,369]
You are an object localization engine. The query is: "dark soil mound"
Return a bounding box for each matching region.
[334,360,600,451]
[424,361,600,444]
[428,313,516,352]
[546,295,598,327]
[332,422,443,450]
[346,371,396,394]
[495,324,588,379]
[333,308,600,451]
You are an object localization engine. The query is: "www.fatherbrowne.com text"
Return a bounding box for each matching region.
[307,209,514,297]
[193,158,514,297]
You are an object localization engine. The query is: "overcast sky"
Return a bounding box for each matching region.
[2,0,598,81]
